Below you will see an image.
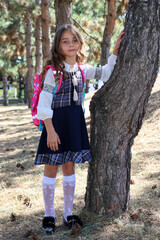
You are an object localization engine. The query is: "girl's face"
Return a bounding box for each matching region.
[60,30,80,59]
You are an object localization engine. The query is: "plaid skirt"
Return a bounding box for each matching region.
[34,105,91,166]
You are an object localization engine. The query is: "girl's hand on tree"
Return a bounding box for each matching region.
[47,130,61,151]
[113,29,125,56]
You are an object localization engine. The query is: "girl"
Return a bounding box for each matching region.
[35,24,124,234]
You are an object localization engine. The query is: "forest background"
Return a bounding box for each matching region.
[0,0,160,240]
[0,0,127,105]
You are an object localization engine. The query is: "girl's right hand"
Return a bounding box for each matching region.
[47,130,61,151]
[113,29,125,56]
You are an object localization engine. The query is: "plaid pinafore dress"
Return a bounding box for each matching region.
[34,68,91,166]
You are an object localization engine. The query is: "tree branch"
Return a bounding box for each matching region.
[72,18,101,45]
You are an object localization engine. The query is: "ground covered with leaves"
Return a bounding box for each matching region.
[0,78,160,240]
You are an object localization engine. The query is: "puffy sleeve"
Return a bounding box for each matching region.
[85,54,117,82]
[37,68,56,120]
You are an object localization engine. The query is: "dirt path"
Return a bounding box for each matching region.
[0,80,160,240]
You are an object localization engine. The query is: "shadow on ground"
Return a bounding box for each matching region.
[0,180,160,240]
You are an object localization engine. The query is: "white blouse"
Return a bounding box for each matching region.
[37,54,117,120]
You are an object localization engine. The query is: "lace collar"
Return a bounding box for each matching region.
[63,61,79,72]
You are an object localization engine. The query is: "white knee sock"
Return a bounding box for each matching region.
[63,174,76,221]
[42,175,56,218]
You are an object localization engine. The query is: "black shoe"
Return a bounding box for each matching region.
[42,216,55,235]
[63,215,83,229]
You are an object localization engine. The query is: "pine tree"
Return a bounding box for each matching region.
[54,0,72,30]
[41,0,51,65]
[85,0,160,216]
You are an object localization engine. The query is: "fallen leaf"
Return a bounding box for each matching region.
[23,197,32,207]
[16,163,25,170]
[17,195,23,201]
[152,184,157,189]
[130,179,135,184]
[5,148,14,151]
[146,210,153,216]
[70,223,82,236]
[6,182,12,187]
[130,211,140,220]
[16,163,21,168]
[10,213,16,222]
[24,230,38,239]
[20,165,25,170]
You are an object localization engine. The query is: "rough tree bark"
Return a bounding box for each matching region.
[25,12,34,107]
[35,14,42,73]
[54,0,72,30]
[85,0,160,216]
[35,0,42,73]
[3,76,8,106]
[41,0,51,65]
[101,0,116,65]
[18,73,22,99]
[36,0,41,5]
[85,79,90,93]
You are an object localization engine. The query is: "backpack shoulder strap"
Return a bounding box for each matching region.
[78,63,87,86]
[45,64,55,72]
[77,63,87,113]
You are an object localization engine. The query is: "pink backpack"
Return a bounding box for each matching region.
[31,64,86,130]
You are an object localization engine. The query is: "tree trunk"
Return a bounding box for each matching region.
[25,13,34,107]
[101,0,116,65]
[85,0,160,217]
[35,14,42,73]
[3,76,8,106]
[36,0,41,4]
[18,72,22,99]
[24,76,28,104]
[85,79,90,93]
[54,0,72,30]
[41,0,51,65]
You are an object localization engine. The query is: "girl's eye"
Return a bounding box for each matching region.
[63,41,68,44]
[73,39,78,43]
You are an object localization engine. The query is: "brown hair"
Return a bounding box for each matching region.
[41,24,86,88]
